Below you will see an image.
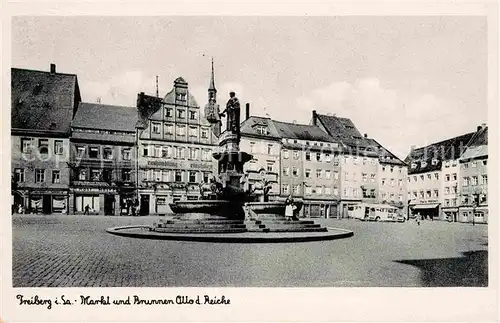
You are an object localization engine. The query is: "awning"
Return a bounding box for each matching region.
[361,184,377,190]
[411,203,440,210]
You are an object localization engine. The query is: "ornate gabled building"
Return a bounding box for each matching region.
[11,64,81,214]
[69,102,137,215]
[136,76,218,215]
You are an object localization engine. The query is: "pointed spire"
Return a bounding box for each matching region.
[209,57,217,92]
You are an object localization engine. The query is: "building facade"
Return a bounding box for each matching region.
[69,103,137,215]
[405,131,477,220]
[136,77,218,215]
[458,125,488,223]
[313,111,407,218]
[11,64,81,214]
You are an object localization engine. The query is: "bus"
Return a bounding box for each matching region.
[348,203,404,222]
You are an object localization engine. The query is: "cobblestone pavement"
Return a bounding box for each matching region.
[12,215,488,287]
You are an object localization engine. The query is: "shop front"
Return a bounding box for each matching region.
[409,203,440,220]
[71,187,118,215]
[441,207,459,222]
[459,206,488,224]
[303,200,339,218]
[23,189,69,214]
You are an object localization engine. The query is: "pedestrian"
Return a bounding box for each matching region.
[415,212,420,226]
[84,204,90,215]
[285,195,294,221]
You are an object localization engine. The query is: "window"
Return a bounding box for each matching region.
[471,161,477,168]
[420,191,425,199]
[202,150,210,161]
[35,169,45,183]
[452,186,457,194]
[411,162,417,169]
[76,146,85,158]
[344,172,349,181]
[188,148,196,160]
[481,175,488,185]
[325,170,331,179]
[305,169,311,178]
[445,174,450,182]
[283,150,289,159]
[122,149,131,160]
[431,159,438,165]
[176,147,184,159]
[267,144,273,155]
[177,125,186,136]
[293,185,300,194]
[445,187,450,195]
[434,190,439,197]
[452,198,457,206]
[189,111,197,120]
[413,176,417,182]
[103,147,113,160]
[353,157,359,165]
[122,169,131,182]
[334,171,339,180]
[444,161,450,168]
[143,146,149,157]
[483,160,487,166]
[325,153,331,162]
[316,186,323,195]
[463,177,470,187]
[21,138,32,153]
[189,127,197,137]
[51,170,60,184]
[452,173,457,181]
[305,186,312,194]
[201,128,209,139]
[54,140,64,155]
[14,168,24,183]
[316,153,321,162]
[266,162,274,172]
[78,169,86,181]
[427,174,431,180]
[38,139,49,157]
[445,199,450,207]
[305,152,311,161]
[472,176,478,185]
[413,191,418,198]
[203,172,210,183]
[152,122,161,134]
[390,167,394,173]
[325,187,332,195]
[165,108,173,118]
[249,142,255,153]
[421,161,427,168]
[316,169,322,178]
[175,171,182,182]
[91,169,101,181]
[177,109,185,118]
[408,177,411,183]
[89,147,99,159]
[189,171,197,183]
[434,173,439,180]
[362,173,367,182]
[420,175,424,181]
[282,184,289,195]
[154,170,161,181]
[293,151,300,159]
[282,167,290,176]
[292,167,299,177]
[333,188,339,196]
[362,188,370,198]
[381,178,386,186]
[390,178,395,186]
[371,174,376,183]
[463,163,469,169]
[165,124,174,135]
[398,179,403,186]
[154,146,162,158]
[256,126,268,135]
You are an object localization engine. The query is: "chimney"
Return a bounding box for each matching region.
[137,92,145,108]
[477,125,482,132]
[364,133,368,138]
[50,63,56,74]
[245,103,250,120]
[312,110,317,126]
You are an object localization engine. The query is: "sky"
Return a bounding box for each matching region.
[11,16,488,159]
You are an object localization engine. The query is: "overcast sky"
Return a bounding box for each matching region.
[12,16,488,159]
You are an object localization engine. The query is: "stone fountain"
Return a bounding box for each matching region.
[149,91,328,234]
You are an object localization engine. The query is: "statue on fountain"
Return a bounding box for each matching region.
[219,91,241,140]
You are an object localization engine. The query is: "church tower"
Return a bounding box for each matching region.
[204,58,221,137]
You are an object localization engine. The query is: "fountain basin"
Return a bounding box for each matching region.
[245,201,286,220]
[169,200,243,220]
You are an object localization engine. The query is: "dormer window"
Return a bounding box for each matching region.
[431,159,438,166]
[421,161,427,168]
[256,125,268,135]
[411,163,417,169]
[176,93,187,101]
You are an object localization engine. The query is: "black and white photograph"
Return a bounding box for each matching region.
[1,2,499,322]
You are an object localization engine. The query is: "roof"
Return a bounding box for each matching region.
[136,92,163,128]
[271,120,335,142]
[72,102,138,132]
[459,145,488,161]
[240,116,281,139]
[71,131,135,144]
[405,132,476,174]
[11,67,81,134]
[315,112,405,163]
[163,88,199,107]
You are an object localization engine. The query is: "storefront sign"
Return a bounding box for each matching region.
[147,160,178,167]
[190,163,213,170]
[73,188,116,193]
[146,159,213,170]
